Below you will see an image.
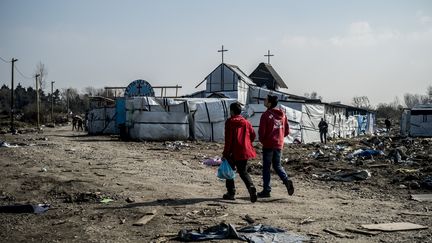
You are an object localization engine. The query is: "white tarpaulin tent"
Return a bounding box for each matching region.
[401,104,432,137]
[188,99,237,142]
[125,97,190,141]
[245,104,302,144]
[87,107,118,135]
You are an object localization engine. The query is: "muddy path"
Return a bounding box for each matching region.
[0,126,431,242]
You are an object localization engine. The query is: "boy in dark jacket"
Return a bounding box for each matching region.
[258,95,294,198]
[222,102,257,202]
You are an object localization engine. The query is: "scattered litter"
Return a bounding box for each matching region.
[0,141,19,148]
[40,167,47,172]
[299,217,315,225]
[100,198,114,203]
[177,223,241,241]
[238,224,310,242]
[133,209,157,226]
[177,223,310,242]
[345,227,380,236]
[361,222,428,232]
[323,228,354,238]
[420,175,432,190]
[125,197,135,203]
[202,157,222,166]
[398,211,432,216]
[411,194,432,202]
[313,170,371,182]
[164,141,190,150]
[242,214,255,224]
[0,204,50,214]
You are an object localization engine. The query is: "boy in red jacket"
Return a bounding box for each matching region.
[222,102,258,203]
[258,95,294,198]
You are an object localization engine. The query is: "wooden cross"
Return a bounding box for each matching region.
[218,45,228,63]
[265,50,274,64]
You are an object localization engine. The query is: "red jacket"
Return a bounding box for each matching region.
[259,108,289,149]
[223,115,256,161]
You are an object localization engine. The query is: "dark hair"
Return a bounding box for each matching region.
[230,102,242,115]
[267,95,278,108]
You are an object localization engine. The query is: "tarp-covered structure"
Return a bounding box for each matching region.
[88,62,376,143]
[124,97,190,141]
[87,97,118,135]
[400,104,432,137]
[190,63,255,105]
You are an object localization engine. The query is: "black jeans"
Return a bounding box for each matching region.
[226,160,254,194]
[320,132,327,144]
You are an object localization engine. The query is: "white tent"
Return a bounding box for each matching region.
[125,97,190,141]
[87,107,118,135]
[245,104,302,144]
[187,99,237,142]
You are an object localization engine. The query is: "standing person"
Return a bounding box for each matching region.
[318,118,328,144]
[258,95,294,198]
[222,102,258,203]
[385,118,391,133]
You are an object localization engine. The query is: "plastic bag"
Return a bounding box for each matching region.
[217,159,236,180]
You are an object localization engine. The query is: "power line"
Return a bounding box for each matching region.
[0,56,11,63]
[14,65,33,80]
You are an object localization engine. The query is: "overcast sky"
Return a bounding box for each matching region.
[0,0,431,105]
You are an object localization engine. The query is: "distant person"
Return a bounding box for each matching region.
[72,116,78,131]
[77,117,83,131]
[222,102,257,202]
[385,118,391,133]
[258,95,294,198]
[318,118,328,144]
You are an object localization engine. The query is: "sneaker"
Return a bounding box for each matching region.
[285,180,294,196]
[222,193,235,200]
[248,187,257,203]
[257,190,271,198]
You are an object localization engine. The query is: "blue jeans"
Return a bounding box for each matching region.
[262,148,289,192]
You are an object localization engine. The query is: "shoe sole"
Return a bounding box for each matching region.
[287,180,294,196]
[249,187,257,203]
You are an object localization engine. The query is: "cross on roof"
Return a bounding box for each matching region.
[218,45,228,63]
[264,50,274,64]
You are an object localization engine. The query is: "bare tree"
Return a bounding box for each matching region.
[304,91,323,100]
[34,61,48,90]
[427,85,432,102]
[352,96,372,109]
[404,93,428,108]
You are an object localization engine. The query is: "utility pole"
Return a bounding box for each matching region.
[35,74,40,129]
[10,58,18,133]
[51,81,55,123]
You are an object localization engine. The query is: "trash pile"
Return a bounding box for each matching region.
[278,134,432,191]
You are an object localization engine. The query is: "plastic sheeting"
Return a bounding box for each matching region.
[301,103,325,143]
[245,104,302,144]
[87,107,118,135]
[192,99,236,142]
[125,97,190,141]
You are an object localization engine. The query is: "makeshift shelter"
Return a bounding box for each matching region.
[245,104,302,143]
[194,63,255,104]
[87,97,118,135]
[184,98,237,142]
[87,107,118,135]
[400,104,432,137]
[249,62,288,90]
[124,97,190,141]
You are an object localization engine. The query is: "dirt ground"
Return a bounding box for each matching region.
[1,126,431,243]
